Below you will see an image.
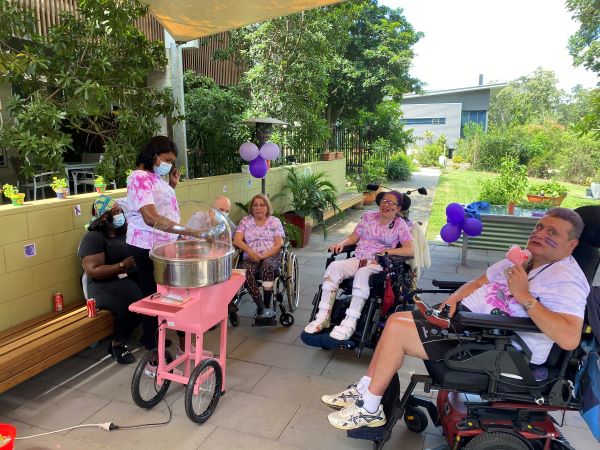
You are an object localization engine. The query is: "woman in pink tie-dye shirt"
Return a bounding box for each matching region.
[304,191,414,341]
[126,136,195,350]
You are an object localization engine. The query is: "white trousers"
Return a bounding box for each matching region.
[322,257,383,301]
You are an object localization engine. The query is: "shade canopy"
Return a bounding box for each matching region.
[142,0,344,43]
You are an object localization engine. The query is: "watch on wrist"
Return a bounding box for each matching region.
[119,262,125,272]
[523,297,539,311]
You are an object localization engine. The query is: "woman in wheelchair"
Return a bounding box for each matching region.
[304,190,414,341]
[322,207,590,431]
[233,194,285,320]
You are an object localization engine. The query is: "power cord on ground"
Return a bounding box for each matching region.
[16,320,174,439]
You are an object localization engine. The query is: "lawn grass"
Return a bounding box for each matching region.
[426,166,599,241]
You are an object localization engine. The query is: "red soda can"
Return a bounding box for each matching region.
[87,298,97,318]
[53,293,64,312]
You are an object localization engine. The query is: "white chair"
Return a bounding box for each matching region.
[8,156,54,201]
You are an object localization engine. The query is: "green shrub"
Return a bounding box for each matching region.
[452,155,465,164]
[527,180,568,197]
[387,152,414,181]
[415,143,444,166]
[354,156,387,192]
[478,157,529,204]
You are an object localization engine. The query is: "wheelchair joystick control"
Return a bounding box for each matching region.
[439,304,451,319]
[414,297,451,329]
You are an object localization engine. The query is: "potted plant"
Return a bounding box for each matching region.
[321,152,336,161]
[2,184,25,206]
[356,157,387,205]
[274,168,341,247]
[527,181,568,206]
[478,157,528,215]
[94,175,107,193]
[50,177,69,199]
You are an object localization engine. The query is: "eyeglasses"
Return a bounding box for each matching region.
[380,199,399,207]
[252,204,267,208]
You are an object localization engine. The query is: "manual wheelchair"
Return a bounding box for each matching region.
[302,242,422,357]
[348,205,600,450]
[228,239,300,328]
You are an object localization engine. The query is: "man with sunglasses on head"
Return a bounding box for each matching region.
[304,190,414,341]
[322,207,589,431]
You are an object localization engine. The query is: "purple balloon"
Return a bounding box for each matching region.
[259,142,280,161]
[249,156,268,178]
[239,142,259,162]
[446,203,465,225]
[440,223,462,243]
[463,217,483,237]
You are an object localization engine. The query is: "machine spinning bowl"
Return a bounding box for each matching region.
[150,239,234,288]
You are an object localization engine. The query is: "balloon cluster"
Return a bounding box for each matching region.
[239,142,281,178]
[440,203,483,243]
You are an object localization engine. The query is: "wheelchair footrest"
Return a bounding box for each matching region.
[253,316,277,327]
[299,331,357,350]
[347,425,385,441]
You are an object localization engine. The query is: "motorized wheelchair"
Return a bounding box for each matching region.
[228,239,300,327]
[348,205,600,450]
[302,245,419,356]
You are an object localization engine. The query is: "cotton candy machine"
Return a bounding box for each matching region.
[149,202,234,288]
[130,202,245,424]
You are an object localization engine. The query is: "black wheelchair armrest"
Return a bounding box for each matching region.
[386,255,412,264]
[454,312,541,333]
[330,245,356,256]
[432,279,466,290]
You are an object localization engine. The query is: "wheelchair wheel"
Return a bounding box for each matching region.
[184,358,222,424]
[131,349,174,409]
[464,432,529,450]
[280,312,294,327]
[403,407,428,433]
[286,253,300,311]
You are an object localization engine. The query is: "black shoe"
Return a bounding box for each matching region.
[109,343,135,364]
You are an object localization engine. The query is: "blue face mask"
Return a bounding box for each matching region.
[153,158,172,176]
[112,213,125,228]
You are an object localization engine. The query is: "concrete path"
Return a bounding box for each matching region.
[0,168,596,450]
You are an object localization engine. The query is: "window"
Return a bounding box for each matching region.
[401,117,446,125]
[461,110,487,136]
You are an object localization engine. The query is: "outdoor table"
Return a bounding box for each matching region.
[64,162,97,194]
[457,206,544,265]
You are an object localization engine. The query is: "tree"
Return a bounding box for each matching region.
[565,0,599,138]
[327,0,422,127]
[0,0,176,184]
[488,68,565,127]
[566,0,600,74]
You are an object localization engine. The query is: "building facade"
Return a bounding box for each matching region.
[400,83,506,149]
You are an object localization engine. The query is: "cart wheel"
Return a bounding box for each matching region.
[229,311,240,327]
[185,358,222,424]
[131,349,174,409]
[403,407,428,433]
[286,253,300,311]
[280,312,294,327]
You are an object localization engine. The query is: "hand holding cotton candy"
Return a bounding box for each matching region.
[506,245,531,265]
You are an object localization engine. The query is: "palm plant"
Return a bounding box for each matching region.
[274,168,342,237]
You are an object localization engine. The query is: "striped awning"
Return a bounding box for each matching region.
[142,0,344,43]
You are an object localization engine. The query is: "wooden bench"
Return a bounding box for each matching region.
[323,191,364,221]
[0,304,113,394]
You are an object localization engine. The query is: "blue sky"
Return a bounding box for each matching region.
[380,0,598,92]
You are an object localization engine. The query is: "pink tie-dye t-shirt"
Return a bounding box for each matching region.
[461,256,588,364]
[236,215,285,255]
[353,211,412,260]
[126,170,180,249]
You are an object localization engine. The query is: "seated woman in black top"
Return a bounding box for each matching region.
[78,195,144,364]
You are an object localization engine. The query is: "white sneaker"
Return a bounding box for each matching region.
[321,383,362,409]
[327,400,386,430]
[304,315,330,334]
[329,317,358,340]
